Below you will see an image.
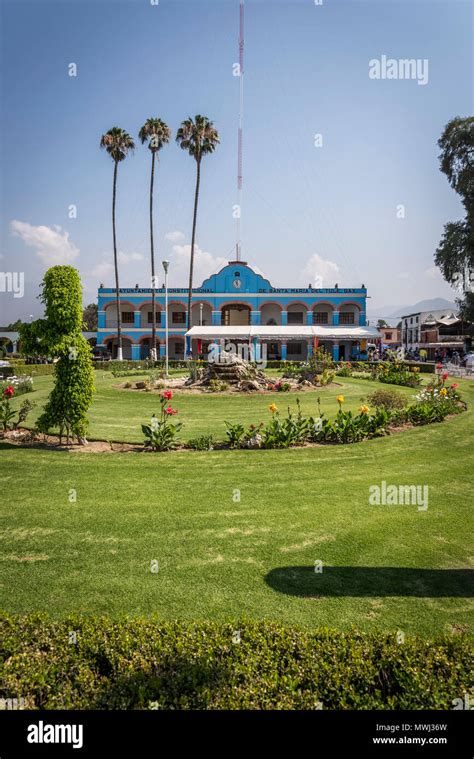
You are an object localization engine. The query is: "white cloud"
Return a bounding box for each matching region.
[165,230,185,243]
[10,220,79,264]
[425,266,440,279]
[302,253,340,287]
[170,243,227,286]
[118,251,144,264]
[91,262,114,279]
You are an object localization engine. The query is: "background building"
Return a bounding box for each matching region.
[401,308,472,356]
[97,262,380,360]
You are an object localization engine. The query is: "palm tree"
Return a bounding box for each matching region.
[176,115,220,355]
[100,127,135,360]
[138,118,171,361]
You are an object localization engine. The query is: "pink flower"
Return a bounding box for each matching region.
[3,385,14,398]
[442,372,448,381]
[164,406,178,415]
[450,383,459,390]
[162,390,173,400]
[436,363,443,370]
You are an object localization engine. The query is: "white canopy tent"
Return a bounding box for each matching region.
[185,325,381,341]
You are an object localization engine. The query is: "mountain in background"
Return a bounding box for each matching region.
[367,298,457,325]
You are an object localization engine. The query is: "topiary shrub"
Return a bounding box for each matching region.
[19,267,94,444]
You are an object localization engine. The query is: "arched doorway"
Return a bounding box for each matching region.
[221,303,251,326]
[105,336,133,359]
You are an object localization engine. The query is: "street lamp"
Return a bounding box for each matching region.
[199,302,203,326]
[162,260,169,378]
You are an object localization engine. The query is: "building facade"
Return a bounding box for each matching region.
[97,262,379,361]
[401,309,465,353]
[378,325,401,348]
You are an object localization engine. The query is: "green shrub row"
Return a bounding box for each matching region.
[4,363,55,377]
[0,614,471,710]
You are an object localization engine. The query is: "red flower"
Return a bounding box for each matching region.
[164,406,178,415]
[436,363,443,369]
[162,390,173,400]
[442,372,448,381]
[3,385,14,398]
[450,383,459,390]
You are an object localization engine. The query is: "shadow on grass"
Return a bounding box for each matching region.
[265,566,474,598]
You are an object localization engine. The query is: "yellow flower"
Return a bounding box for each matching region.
[336,395,345,404]
[269,403,278,413]
[359,404,369,414]
[440,387,447,397]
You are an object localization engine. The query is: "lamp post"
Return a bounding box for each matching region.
[199,303,203,326]
[162,260,169,378]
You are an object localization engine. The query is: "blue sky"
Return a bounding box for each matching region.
[1,0,472,322]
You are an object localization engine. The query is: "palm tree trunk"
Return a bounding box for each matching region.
[150,151,157,362]
[112,160,122,360]
[187,158,201,356]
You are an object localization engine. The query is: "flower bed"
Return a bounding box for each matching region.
[139,382,466,452]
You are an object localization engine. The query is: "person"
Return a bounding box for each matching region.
[419,348,427,362]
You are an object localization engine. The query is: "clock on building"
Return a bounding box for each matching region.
[233,278,242,289]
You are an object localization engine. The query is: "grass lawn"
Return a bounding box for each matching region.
[1,373,473,636]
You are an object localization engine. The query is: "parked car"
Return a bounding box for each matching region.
[92,346,111,361]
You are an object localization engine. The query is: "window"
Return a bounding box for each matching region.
[172,312,186,324]
[175,342,184,355]
[339,312,355,325]
[288,342,303,354]
[314,311,329,324]
[385,332,392,340]
[288,312,304,325]
[122,311,134,324]
[147,311,161,324]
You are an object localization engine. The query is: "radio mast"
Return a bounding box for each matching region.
[236,0,244,262]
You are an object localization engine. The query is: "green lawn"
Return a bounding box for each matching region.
[1,373,473,636]
[13,372,419,443]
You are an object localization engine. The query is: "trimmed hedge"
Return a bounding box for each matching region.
[0,615,471,710]
[3,363,56,377]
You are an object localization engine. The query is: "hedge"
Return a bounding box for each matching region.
[2,363,56,377]
[0,615,471,710]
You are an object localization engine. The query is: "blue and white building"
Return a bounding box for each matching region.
[97,261,380,361]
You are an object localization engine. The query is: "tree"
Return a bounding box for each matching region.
[435,117,474,315]
[83,303,98,331]
[19,267,95,444]
[176,116,220,354]
[0,319,23,330]
[138,118,171,361]
[100,127,135,360]
[377,319,388,328]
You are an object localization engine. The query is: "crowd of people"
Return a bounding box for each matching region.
[367,345,473,367]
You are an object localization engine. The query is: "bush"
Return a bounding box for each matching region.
[1,363,56,378]
[224,421,245,447]
[365,388,408,411]
[187,434,215,451]
[0,614,471,710]
[0,385,36,432]
[142,391,182,451]
[0,376,33,397]
[208,379,229,393]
